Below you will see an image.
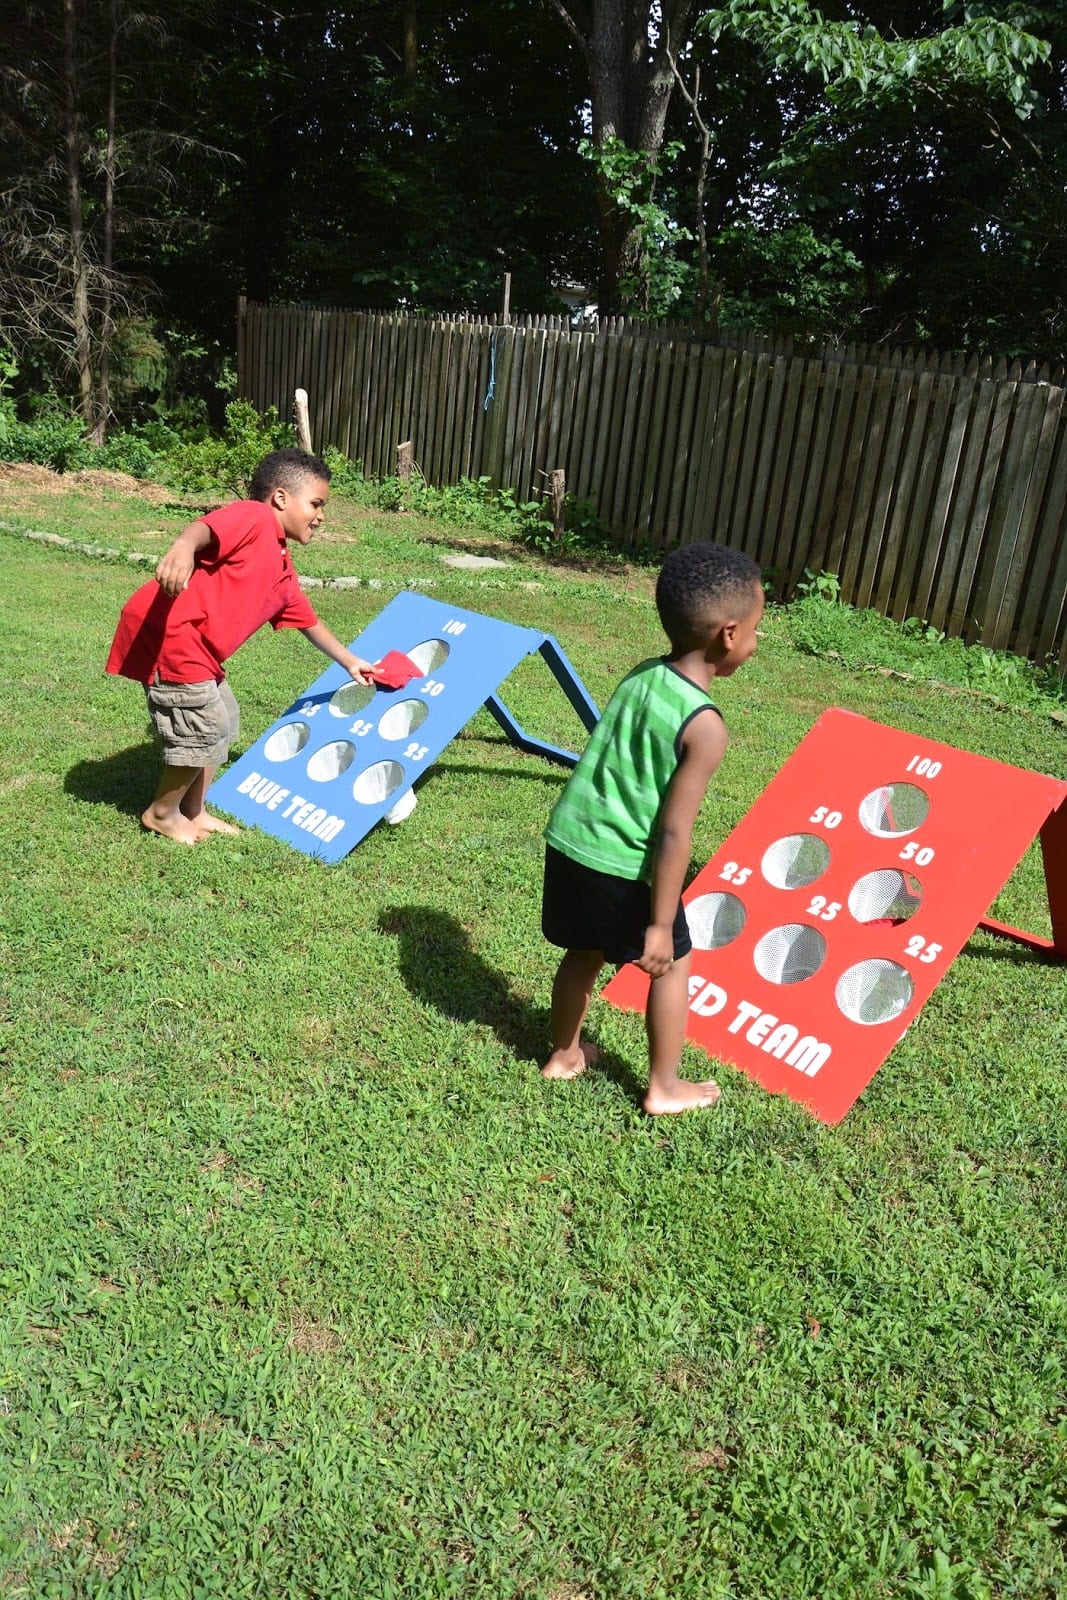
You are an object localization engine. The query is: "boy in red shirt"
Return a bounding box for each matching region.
[107,448,372,844]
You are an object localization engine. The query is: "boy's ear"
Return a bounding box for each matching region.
[268,485,288,510]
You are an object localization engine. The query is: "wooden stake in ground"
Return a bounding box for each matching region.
[547,467,566,540]
[294,388,312,452]
[397,439,414,513]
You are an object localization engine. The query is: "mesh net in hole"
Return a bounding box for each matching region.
[753,923,827,984]
[858,782,929,837]
[761,833,832,890]
[329,682,376,718]
[378,698,430,742]
[407,638,450,674]
[353,760,405,805]
[835,959,914,1025]
[686,892,746,951]
[264,721,310,762]
[307,741,356,782]
[848,870,923,924]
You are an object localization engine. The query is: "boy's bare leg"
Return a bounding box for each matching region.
[180,766,240,837]
[542,948,604,1078]
[142,765,203,844]
[643,952,720,1114]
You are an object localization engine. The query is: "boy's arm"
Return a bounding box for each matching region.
[639,711,729,978]
[155,520,213,596]
[300,621,374,685]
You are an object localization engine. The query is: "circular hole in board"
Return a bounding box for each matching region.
[377,698,430,742]
[752,922,827,985]
[407,638,450,674]
[761,833,832,890]
[263,721,311,762]
[687,892,746,951]
[835,959,914,1025]
[858,782,929,838]
[353,760,406,805]
[307,741,356,782]
[848,870,923,925]
[329,681,376,718]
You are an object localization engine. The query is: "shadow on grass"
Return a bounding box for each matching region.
[64,741,157,818]
[64,741,252,821]
[378,904,645,1105]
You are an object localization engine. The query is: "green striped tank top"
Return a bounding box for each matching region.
[545,657,722,882]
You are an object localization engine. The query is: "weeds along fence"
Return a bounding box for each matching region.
[238,299,1067,668]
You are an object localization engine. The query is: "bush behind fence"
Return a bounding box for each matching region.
[238,300,1067,668]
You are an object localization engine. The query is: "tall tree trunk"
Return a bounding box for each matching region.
[402,0,418,81]
[63,0,94,426]
[92,0,118,446]
[544,0,697,309]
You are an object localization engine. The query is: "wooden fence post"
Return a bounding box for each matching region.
[294,388,312,451]
[397,439,414,512]
[546,467,566,540]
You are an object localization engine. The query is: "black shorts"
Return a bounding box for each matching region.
[542,845,692,967]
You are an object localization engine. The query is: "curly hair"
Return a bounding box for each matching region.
[248,448,331,503]
[655,541,762,649]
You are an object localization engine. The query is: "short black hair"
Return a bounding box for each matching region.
[655,541,762,649]
[248,448,331,502]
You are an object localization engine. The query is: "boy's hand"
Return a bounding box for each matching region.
[637,923,676,978]
[345,655,374,685]
[155,519,212,595]
[155,546,196,595]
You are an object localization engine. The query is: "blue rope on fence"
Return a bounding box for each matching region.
[483,332,497,411]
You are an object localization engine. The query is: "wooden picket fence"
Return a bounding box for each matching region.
[237,299,1067,667]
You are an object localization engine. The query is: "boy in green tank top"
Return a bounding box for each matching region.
[542,542,764,1113]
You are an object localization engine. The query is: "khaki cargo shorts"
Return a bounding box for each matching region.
[145,677,240,769]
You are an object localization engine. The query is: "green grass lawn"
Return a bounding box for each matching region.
[1,486,1066,1599]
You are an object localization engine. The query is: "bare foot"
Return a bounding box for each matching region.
[643,1079,721,1115]
[141,807,200,845]
[187,812,241,839]
[542,1041,600,1081]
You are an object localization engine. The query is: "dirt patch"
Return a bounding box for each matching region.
[0,460,172,503]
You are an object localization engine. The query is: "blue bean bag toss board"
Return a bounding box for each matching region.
[208,591,600,862]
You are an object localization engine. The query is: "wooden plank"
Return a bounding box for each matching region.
[970,383,1048,649]
[1031,425,1067,666]
[636,338,677,544]
[911,374,978,628]
[597,337,635,532]
[823,361,877,587]
[754,355,802,576]
[702,347,743,543]
[890,373,956,622]
[338,314,360,461]
[576,332,610,504]
[609,337,649,540]
[995,385,1065,654]
[504,325,536,495]
[944,380,1019,640]
[678,344,724,547]
[870,369,936,615]
[1014,398,1067,657]
[469,325,493,479]
[355,313,380,474]
[662,344,702,546]
[729,351,773,553]
[511,327,546,500]
[437,319,462,485]
[745,353,788,568]
[547,329,572,486]
[839,366,899,606]
[791,359,843,584]
[938,381,1001,638]
[773,358,826,584]
[806,358,861,580]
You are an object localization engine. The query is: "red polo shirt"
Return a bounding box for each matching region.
[106,500,319,684]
